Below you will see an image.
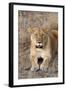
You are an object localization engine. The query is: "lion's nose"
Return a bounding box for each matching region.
[36,42,43,48]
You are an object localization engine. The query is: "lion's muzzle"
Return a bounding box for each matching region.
[36,42,43,48]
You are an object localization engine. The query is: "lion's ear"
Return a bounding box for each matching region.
[42,28,49,33]
[27,27,33,34]
[28,27,38,33]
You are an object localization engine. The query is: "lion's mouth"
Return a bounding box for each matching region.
[36,45,43,48]
[36,42,43,48]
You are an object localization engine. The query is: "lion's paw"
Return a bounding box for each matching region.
[31,66,39,71]
[40,66,48,72]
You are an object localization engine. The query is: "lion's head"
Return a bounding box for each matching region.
[28,27,49,49]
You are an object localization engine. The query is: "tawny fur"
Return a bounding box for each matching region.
[28,27,58,71]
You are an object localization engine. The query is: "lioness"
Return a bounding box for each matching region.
[28,27,58,71]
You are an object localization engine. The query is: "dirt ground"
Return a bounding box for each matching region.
[18,11,58,79]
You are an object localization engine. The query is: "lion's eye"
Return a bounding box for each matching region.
[35,34,37,36]
[43,35,46,39]
[42,33,44,36]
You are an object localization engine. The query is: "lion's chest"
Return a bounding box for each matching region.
[35,49,50,58]
[36,49,43,57]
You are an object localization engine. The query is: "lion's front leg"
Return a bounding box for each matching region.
[40,56,51,72]
[30,56,39,71]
